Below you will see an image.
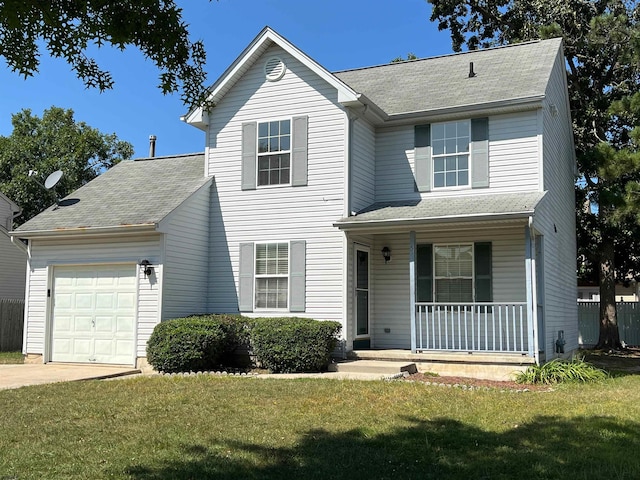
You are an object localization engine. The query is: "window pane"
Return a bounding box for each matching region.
[280,135,290,151]
[434,158,445,172]
[433,140,445,155]
[457,120,469,134]
[357,250,368,289]
[280,154,290,168]
[258,171,269,186]
[458,155,468,170]
[457,137,469,153]
[258,138,269,153]
[432,123,445,139]
[445,122,457,138]
[435,279,473,302]
[434,173,445,188]
[445,138,457,154]
[445,172,457,186]
[356,290,368,335]
[458,170,469,186]
[445,156,456,171]
[269,121,279,136]
[280,120,290,135]
[258,122,268,138]
[281,167,290,184]
[269,137,279,152]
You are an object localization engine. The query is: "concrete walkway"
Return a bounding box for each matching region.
[0,364,140,390]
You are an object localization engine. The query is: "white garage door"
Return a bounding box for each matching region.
[51,264,136,365]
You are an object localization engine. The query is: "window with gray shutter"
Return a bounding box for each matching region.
[238,243,255,311]
[414,124,431,192]
[241,122,257,190]
[291,116,308,187]
[289,240,306,311]
[471,117,489,188]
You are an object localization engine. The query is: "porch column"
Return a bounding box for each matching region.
[409,230,417,353]
[524,224,538,361]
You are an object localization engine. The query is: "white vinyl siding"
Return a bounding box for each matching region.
[374,111,540,203]
[0,229,26,299]
[206,45,345,323]
[162,184,211,320]
[536,48,578,357]
[351,118,376,212]
[24,234,162,359]
[368,225,526,349]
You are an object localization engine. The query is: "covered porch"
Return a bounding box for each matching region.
[335,192,545,364]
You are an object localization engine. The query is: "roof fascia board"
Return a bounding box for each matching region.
[12,223,158,240]
[334,210,534,231]
[184,27,360,128]
[381,97,545,126]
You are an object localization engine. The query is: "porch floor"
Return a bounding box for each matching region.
[348,349,536,381]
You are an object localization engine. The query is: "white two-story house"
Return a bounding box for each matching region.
[13,27,576,373]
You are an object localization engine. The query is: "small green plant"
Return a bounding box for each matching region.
[147,316,228,373]
[250,317,341,373]
[515,358,609,384]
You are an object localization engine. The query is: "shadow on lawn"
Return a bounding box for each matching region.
[124,415,640,480]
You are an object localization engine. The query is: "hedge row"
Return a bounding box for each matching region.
[147,314,341,374]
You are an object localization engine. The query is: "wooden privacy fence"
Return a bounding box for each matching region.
[0,298,24,352]
[578,301,640,347]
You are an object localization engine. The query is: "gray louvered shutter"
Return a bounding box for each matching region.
[414,124,431,192]
[238,243,255,312]
[289,240,306,312]
[474,242,492,302]
[471,117,489,188]
[291,116,308,187]
[241,122,257,190]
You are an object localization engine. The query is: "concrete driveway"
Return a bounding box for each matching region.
[0,364,141,390]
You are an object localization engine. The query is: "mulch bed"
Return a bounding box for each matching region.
[403,347,640,391]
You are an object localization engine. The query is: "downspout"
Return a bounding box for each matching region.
[528,215,540,365]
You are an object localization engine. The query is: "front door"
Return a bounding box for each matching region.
[354,246,370,348]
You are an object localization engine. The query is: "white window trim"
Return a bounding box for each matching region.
[433,243,475,302]
[254,241,290,312]
[256,117,292,188]
[431,120,472,190]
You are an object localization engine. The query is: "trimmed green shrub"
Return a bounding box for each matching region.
[147,317,228,373]
[515,358,609,384]
[250,317,341,373]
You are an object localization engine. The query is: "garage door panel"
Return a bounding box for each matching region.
[52,264,136,365]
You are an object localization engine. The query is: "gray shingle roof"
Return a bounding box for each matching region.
[333,38,562,117]
[15,153,209,234]
[335,191,546,229]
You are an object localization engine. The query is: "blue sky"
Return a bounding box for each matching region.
[0,0,454,159]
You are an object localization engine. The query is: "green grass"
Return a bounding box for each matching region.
[0,351,23,364]
[2,375,640,479]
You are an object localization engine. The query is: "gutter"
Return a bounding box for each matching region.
[11,223,158,240]
[334,210,535,231]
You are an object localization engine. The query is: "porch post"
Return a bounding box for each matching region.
[524,224,537,361]
[409,230,417,353]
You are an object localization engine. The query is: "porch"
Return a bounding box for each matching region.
[335,194,545,364]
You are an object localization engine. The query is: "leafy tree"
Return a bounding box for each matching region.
[0,0,210,107]
[0,107,133,224]
[427,0,640,349]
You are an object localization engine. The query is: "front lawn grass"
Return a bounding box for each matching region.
[2,375,640,479]
[0,351,23,364]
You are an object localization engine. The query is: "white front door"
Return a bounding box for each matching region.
[51,265,136,365]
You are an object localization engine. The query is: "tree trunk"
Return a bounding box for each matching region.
[596,237,623,349]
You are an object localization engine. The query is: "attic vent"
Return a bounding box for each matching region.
[264,56,286,82]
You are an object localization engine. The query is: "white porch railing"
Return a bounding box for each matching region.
[415,303,529,354]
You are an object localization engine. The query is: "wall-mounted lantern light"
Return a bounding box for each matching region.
[381,246,391,264]
[140,259,153,277]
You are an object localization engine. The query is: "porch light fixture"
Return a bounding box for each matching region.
[140,259,153,277]
[381,247,391,263]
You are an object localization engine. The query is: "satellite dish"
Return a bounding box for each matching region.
[44,170,63,189]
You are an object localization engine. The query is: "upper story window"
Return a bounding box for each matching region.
[257,119,291,186]
[432,120,470,188]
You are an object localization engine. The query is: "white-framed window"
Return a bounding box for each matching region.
[434,244,473,302]
[432,120,470,188]
[255,242,289,309]
[257,119,291,186]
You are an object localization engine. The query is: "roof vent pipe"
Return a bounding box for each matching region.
[149,135,157,158]
[468,61,476,78]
